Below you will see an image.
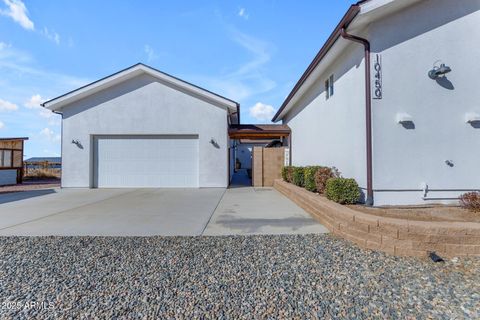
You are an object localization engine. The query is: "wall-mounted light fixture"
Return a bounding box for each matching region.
[71,139,84,149]
[395,113,413,124]
[428,61,451,79]
[210,138,220,149]
[465,112,480,124]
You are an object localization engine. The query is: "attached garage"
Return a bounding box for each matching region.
[94,135,199,188]
[41,63,239,189]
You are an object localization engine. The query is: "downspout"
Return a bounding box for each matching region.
[340,28,373,206]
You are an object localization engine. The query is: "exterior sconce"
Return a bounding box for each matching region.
[210,138,220,149]
[71,139,83,149]
[428,61,451,79]
[395,113,413,124]
[465,112,480,124]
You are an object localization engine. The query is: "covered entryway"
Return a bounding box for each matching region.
[228,124,291,187]
[93,135,199,188]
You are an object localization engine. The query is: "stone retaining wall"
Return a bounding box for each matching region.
[274,179,480,258]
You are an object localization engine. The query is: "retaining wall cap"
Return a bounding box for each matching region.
[274,179,480,232]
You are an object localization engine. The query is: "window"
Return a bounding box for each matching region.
[325,74,334,100]
[0,150,13,168]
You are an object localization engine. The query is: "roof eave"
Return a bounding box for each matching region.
[42,63,239,113]
[271,3,362,122]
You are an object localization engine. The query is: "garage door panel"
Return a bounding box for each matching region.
[94,135,198,188]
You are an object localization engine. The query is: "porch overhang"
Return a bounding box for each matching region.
[228,124,291,140]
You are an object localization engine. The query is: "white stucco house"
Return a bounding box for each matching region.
[272,0,480,205]
[42,64,240,188]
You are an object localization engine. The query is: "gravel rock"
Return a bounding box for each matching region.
[0,234,479,319]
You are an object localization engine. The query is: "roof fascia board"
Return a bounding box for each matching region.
[272,0,424,122]
[271,4,361,122]
[42,63,239,112]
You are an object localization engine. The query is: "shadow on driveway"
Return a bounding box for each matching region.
[0,189,57,205]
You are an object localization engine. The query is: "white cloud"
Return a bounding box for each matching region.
[0,42,11,50]
[249,102,276,121]
[0,98,18,111]
[0,44,90,93]
[39,127,60,142]
[0,121,4,129]
[39,107,54,119]
[42,27,60,45]
[0,0,34,30]
[188,30,275,102]
[238,8,249,20]
[144,45,157,62]
[24,94,44,109]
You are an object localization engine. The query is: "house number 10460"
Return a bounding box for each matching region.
[373,54,382,99]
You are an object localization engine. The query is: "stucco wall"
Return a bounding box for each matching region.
[369,0,480,205]
[283,44,368,189]
[61,73,229,188]
[283,0,480,206]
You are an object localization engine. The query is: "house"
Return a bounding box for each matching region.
[25,157,62,169]
[42,64,240,188]
[42,64,290,189]
[0,137,28,186]
[272,0,480,206]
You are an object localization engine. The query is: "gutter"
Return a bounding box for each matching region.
[340,28,373,206]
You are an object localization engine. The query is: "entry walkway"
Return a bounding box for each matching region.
[229,169,251,187]
[203,186,329,235]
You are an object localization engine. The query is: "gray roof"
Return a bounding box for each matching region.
[25,157,61,163]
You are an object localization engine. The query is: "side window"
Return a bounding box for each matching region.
[329,74,334,97]
[325,74,334,100]
[6,150,11,167]
[2,150,12,167]
[325,79,330,99]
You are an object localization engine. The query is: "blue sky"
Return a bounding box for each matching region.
[0,0,353,157]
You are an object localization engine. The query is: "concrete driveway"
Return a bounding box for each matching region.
[203,187,329,235]
[0,188,225,236]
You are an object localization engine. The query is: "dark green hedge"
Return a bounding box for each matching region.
[325,178,360,204]
[304,166,322,192]
[281,166,294,183]
[292,167,305,187]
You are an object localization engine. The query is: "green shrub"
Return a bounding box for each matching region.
[304,166,322,192]
[292,167,305,187]
[314,166,341,194]
[325,178,360,204]
[459,192,480,213]
[281,166,293,183]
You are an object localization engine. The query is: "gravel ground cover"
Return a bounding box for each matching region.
[0,234,479,319]
[0,179,60,194]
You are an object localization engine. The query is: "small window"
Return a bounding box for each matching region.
[325,80,330,99]
[325,74,334,100]
[329,74,334,97]
[1,150,12,167]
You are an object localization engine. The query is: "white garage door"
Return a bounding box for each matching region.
[94,135,199,188]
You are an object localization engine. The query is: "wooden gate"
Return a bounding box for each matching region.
[252,147,285,187]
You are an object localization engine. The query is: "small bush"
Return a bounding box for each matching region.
[325,178,360,204]
[304,166,322,192]
[292,167,305,187]
[460,192,480,213]
[281,166,293,183]
[314,167,341,194]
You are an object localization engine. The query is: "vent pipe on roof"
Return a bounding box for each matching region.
[340,28,373,206]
